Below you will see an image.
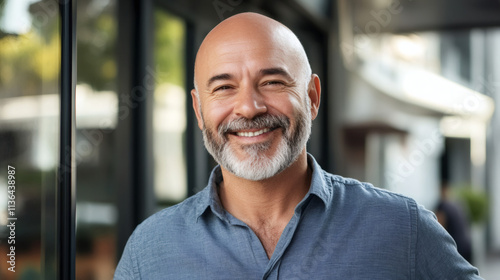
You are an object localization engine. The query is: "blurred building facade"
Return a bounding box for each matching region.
[0,0,499,279]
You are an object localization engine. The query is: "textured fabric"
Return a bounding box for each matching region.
[114,155,481,279]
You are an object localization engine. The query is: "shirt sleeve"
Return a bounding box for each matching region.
[114,231,140,280]
[414,204,482,279]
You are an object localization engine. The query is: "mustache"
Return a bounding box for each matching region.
[218,114,290,136]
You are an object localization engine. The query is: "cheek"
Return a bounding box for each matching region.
[202,101,233,130]
[267,90,304,118]
[269,91,309,135]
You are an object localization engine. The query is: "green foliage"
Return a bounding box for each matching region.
[456,186,489,224]
[0,2,186,95]
[76,5,117,90]
[154,9,186,87]
[0,33,61,98]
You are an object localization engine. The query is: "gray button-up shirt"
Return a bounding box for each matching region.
[114,154,481,279]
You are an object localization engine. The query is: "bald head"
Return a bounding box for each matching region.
[193,12,311,92]
[189,12,321,181]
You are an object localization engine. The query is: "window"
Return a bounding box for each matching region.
[0,0,60,278]
[153,8,188,207]
[74,0,118,278]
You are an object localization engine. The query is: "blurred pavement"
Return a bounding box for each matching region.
[478,255,500,280]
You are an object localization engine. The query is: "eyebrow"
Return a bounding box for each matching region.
[206,73,233,88]
[259,67,293,81]
[205,67,293,88]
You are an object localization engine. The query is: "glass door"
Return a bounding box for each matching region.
[0,0,61,278]
[153,7,188,208]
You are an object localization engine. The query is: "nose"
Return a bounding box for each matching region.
[233,84,267,119]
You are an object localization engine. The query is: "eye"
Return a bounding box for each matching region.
[262,80,285,86]
[213,85,233,92]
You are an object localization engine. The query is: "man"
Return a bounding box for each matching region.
[115,12,481,279]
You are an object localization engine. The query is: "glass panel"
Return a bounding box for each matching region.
[74,0,118,279]
[0,0,60,278]
[153,9,187,207]
[295,0,330,18]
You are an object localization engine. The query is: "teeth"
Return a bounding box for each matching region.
[236,128,270,137]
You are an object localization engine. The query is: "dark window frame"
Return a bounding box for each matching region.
[58,0,77,279]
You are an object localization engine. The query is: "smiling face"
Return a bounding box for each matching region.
[192,13,320,181]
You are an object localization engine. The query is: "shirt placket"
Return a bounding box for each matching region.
[261,210,304,279]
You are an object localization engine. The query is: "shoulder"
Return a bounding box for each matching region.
[130,187,209,242]
[317,170,424,236]
[322,170,418,210]
[307,155,418,215]
[114,188,211,279]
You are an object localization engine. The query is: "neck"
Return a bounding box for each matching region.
[218,150,311,225]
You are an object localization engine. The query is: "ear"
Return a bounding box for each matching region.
[308,74,321,120]
[191,89,204,130]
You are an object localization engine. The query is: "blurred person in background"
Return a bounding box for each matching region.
[436,182,473,263]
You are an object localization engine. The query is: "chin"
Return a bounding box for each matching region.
[221,141,296,181]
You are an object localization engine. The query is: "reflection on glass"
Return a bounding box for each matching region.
[153,9,187,205]
[0,0,59,279]
[74,0,118,279]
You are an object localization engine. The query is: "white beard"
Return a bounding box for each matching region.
[201,98,312,181]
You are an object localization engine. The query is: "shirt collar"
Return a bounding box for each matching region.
[304,153,332,208]
[195,153,332,220]
[195,165,227,221]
